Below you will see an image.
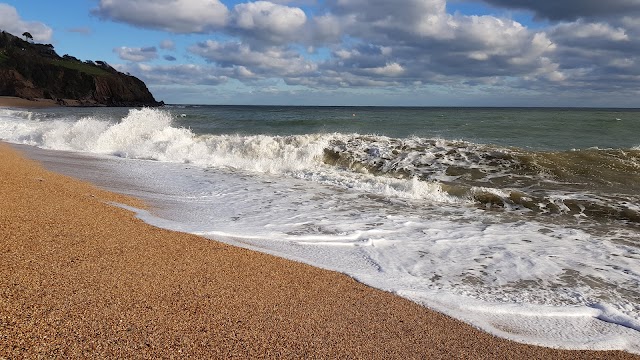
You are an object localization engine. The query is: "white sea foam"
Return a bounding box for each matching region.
[100,158,639,353]
[4,108,640,354]
[0,108,462,203]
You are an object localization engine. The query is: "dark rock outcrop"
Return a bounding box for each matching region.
[0,31,162,107]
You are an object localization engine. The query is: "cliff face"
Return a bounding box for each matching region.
[0,31,162,107]
[0,69,42,99]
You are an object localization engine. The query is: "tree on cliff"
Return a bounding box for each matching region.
[22,32,33,42]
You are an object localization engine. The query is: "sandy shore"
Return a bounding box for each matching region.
[0,143,637,359]
[0,96,91,108]
[0,96,60,108]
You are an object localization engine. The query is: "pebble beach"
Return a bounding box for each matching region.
[1,141,638,358]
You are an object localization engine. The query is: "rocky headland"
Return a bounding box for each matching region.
[0,31,162,107]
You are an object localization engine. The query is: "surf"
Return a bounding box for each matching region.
[3,106,640,353]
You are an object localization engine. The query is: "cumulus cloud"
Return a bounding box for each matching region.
[114,46,158,62]
[310,0,561,86]
[234,65,257,79]
[153,0,566,91]
[477,0,640,21]
[544,20,640,91]
[310,13,348,44]
[189,40,317,77]
[92,0,229,33]
[231,1,307,44]
[117,63,229,86]
[0,4,53,42]
[551,21,629,44]
[327,0,445,24]
[96,0,640,102]
[365,63,405,77]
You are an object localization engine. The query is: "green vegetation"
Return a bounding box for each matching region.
[51,59,111,76]
[0,30,108,98]
[1,30,113,79]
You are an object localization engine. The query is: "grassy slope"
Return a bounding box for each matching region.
[49,59,112,77]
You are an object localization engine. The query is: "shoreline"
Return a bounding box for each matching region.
[0,96,162,108]
[1,142,638,358]
[0,96,60,108]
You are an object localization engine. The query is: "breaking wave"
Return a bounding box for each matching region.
[2,107,640,224]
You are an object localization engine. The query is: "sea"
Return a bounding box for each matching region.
[1,105,640,353]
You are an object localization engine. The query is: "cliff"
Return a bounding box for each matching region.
[0,31,162,107]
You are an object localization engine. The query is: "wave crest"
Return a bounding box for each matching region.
[3,107,640,216]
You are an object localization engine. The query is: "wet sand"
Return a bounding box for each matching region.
[0,96,59,108]
[0,142,637,359]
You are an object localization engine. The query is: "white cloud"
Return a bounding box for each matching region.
[178,0,565,91]
[543,19,640,90]
[189,40,318,77]
[311,13,348,43]
[116,63,229,85]
[160,39,176,50]
[234,65,256,78]
[230,1,307,44]
[314,1,560,85]
[114,46,158,62]
[0,4,53,42]
[94,0,640,102]
[93,0,229,33]
[366,63,405,77]
[233,1,306,34]
[552,21,629,42]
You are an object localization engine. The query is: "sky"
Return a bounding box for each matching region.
[1,0,639,107]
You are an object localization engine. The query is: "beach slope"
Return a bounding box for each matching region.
[0,96,59,108]
[0,143,636,359]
